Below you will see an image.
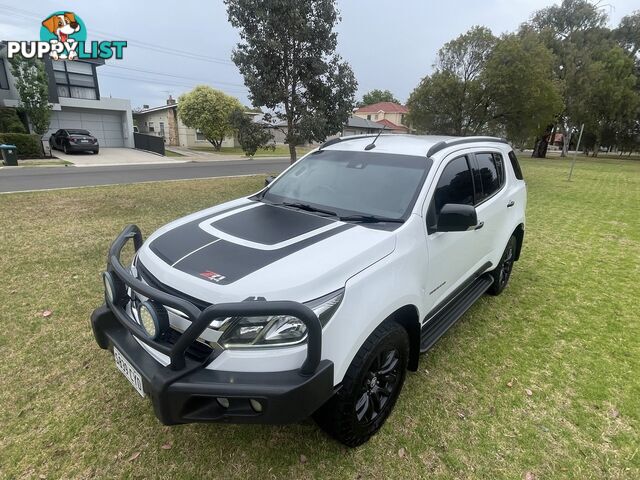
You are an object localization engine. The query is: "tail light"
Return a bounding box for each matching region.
[68,137,77,143]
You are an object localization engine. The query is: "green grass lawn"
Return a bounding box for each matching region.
[190,145,313,157]
[0,157,638,479]
[163,149,186,157]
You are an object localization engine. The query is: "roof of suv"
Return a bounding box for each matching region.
[321,134,508,158]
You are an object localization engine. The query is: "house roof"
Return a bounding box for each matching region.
[346,116,385,129]
[355,102,409,114]
[374,118,409,132]
[133,104,177,115]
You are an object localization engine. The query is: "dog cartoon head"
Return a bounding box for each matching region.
[41,12,80,43]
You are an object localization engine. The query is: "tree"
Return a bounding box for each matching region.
[177,86,242,151]
[359,89,399,106]
[229,109,274,157]
[570,46,638,155]
[225,0,357,163]
[525,0,610,156]
[9,55,51,135]
[406,26,496,135]
[616,10,640,57]
[483,33,563,148]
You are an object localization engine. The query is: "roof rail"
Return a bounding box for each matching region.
[426,136,509,157]
[319,134,380,150]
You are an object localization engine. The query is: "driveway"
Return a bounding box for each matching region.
[53,147,187,166]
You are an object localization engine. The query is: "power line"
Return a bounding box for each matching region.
[99,72,248,94]
[102,64,246,88]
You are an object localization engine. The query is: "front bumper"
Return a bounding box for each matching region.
[91,224,334,424]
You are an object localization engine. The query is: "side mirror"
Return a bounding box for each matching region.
[264,175,275,186]
[437,203,478,232]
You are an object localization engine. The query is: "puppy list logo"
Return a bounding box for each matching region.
[6,11,127,61]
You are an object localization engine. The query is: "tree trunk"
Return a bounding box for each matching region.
[561,125,569,157]
[532,125,553,158]
[288,143,297,164]
[532,137,549,158]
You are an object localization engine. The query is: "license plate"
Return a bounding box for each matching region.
[80,139,89,143]
[114,347,145,397]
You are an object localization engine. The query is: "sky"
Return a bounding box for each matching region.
[1,0,637,109]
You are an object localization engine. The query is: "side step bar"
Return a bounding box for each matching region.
[420,274,494,353]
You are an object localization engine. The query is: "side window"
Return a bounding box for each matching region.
[474,153,502,202]
[433,156,474,214]
[508,150,524,180]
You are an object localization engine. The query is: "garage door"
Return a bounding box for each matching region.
[48,108,125,147]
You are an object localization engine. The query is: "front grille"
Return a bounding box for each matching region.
[132,261,218,362]
[136,260,211,310]
[164,328,214,362]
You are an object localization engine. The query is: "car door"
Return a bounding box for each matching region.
[56,130,66,148]
[469,151,511,264]
[424,154,484,310]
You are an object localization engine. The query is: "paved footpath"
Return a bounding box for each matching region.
[0,158,290,193]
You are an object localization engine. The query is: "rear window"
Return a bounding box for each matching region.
[67,129,91,135]
[508,150,524,180]
[474,153,503,202]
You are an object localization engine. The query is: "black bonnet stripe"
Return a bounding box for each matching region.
[149,203,247,264]
[148,201,354,284]
[211,203,332,245]
[172,223,354,285]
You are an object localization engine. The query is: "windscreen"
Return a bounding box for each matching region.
[263,150,432,219]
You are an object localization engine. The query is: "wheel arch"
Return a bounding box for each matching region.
[513,223,525,261]
[389,304,421,371]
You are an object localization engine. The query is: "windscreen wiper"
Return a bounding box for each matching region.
[339,214,405,224]
[277,202,338,217]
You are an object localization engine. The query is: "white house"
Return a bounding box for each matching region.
[0,42,134,148]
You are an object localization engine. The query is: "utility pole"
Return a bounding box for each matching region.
[567,123,585,182]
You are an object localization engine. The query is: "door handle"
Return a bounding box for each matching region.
[474,221,484,230]
[507,200,515,208]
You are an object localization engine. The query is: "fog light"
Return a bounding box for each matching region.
[250,399,263,413]
[217,397,229,408]
[103,272,116,304]
[138,301,168,340]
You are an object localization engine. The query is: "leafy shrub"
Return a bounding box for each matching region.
[0,133,43,158]
[0,108,27,133]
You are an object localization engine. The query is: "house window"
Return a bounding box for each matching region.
[196,129,206,141]
[53,61,98,100]
[0,59,9,90]
[148,121,155,133]
[366,115,371,120]
[159,122,165,137]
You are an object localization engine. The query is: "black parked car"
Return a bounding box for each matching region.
[49,129,99,154]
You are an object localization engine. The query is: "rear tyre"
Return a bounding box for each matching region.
[93,149,99,154]
[314,321,409,447]
[63,143,69,154]
[488,235,517,295]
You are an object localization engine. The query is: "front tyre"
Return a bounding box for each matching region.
[488,235,517,295]
[314,321,408,447]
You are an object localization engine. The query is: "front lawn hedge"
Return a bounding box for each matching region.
[0,133,43,158]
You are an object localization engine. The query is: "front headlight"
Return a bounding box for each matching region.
[219,289,344,348]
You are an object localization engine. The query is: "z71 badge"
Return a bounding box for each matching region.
[199,270,226,283]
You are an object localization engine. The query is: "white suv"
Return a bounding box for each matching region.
[91,134,527,446]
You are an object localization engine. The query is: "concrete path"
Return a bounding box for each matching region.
[165,146,291,163]
[53,147,188,166]
[0,158,290,193]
